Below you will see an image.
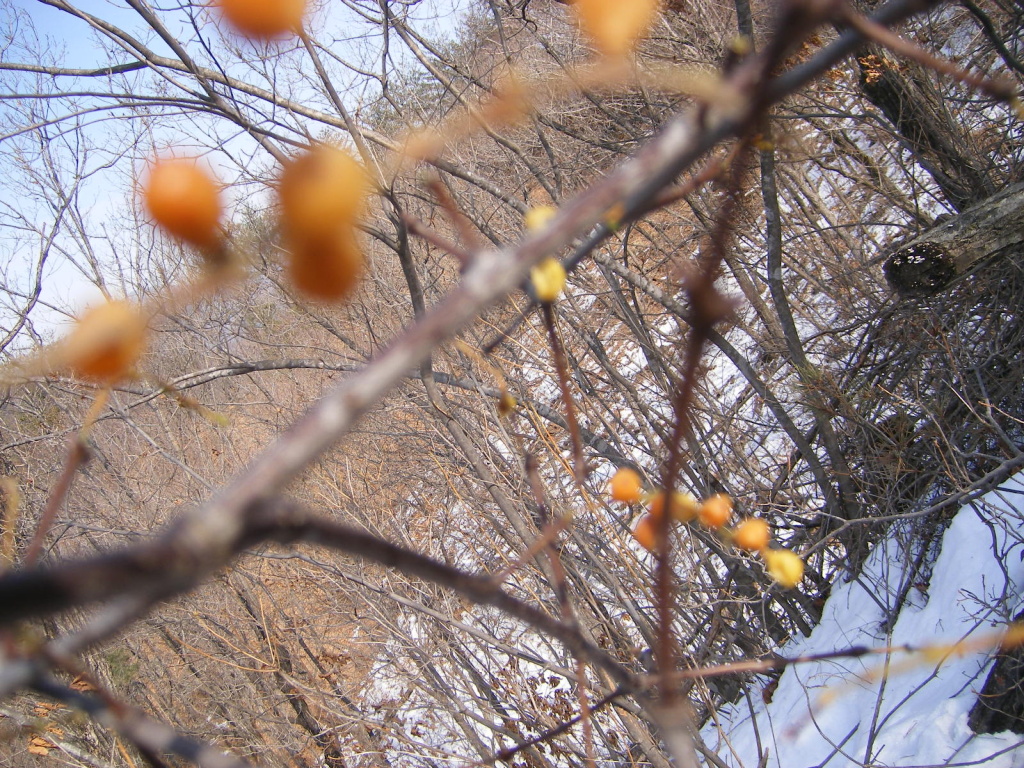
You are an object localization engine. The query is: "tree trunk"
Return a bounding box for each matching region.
[857,47,997,212]
[884,182,1024,296]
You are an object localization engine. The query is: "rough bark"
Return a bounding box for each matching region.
[885,182,1024,296]
[858,48,997,211]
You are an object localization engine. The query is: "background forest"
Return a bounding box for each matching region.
[0,0,1023,766]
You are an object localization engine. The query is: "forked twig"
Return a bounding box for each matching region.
[481,154,730,357]
[0,498,638,692]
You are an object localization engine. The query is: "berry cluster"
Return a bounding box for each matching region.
[608,467,804,588]
[53,1,372,387]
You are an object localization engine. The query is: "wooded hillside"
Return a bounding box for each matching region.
[0,0,1022,766]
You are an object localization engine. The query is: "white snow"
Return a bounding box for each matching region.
[702,473,1024,768]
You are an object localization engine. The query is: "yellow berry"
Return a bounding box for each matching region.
[143,159,222,250]
[572,0,660,56]
[497,391,518,416]
[733,517,771,552]
[609,468,643,503]
[649,490,699,523]
[699,493,733,529]
[215,0,306,38]
[632,513,660,553]
[763,549,804,588]
[531,258,567,303]
[524,205,558,232]
[62,301,147,383]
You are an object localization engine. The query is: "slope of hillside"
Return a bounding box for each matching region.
[702,474,1024,767]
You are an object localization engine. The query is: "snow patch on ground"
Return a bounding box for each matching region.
[702,474,1024,768]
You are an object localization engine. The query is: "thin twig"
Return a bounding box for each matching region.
[523,455,595,768]
[542,302,587,483]
[488,686,625,764]
[655,144,748,705]
[25,388,109,566]
[24,439,88,567]
[425,175,485,253]
[639,622,1024,687]
[402,213,474,268]
[32,677,248,768]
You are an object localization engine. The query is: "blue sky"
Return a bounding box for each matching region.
[0,0,470,345]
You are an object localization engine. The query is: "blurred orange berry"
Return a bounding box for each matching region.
[699,493,733,529]
[478,77,533,127]
[572,0,659,56]
[278,144,369,302]
[609,467,643,503]
[497,391,518,416]
[632,513,660,553]
[62,301,147,383]
[733,517,771,552]
[287,231,364,303]
[649,490,699,523]
[214,0,306,38]
[278,144,367,239]
[763,548,804,588]
[143,159,222,250]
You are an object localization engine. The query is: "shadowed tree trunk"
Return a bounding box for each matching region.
[857,46,998,211]
[884,182,1024,296]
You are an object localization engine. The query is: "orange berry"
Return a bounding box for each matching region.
[733,518,771,552]
[62,301,147,383]
[287,231,363,303]
[215,0,306,38]
[572,0,659,56]
[699,493,733,529]
[763,549,804,588]
[632,513,660,553]
[278,144,367,237]
[278,145,369,302]
[609,467,643,503]
[649,490,699,523]
[143,159,222,250]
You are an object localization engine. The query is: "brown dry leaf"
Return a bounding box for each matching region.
[70,676,97,692]
[29,736,56,755]
[31,701,57,716]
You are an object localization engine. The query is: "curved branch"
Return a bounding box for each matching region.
[0,499,636,690]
